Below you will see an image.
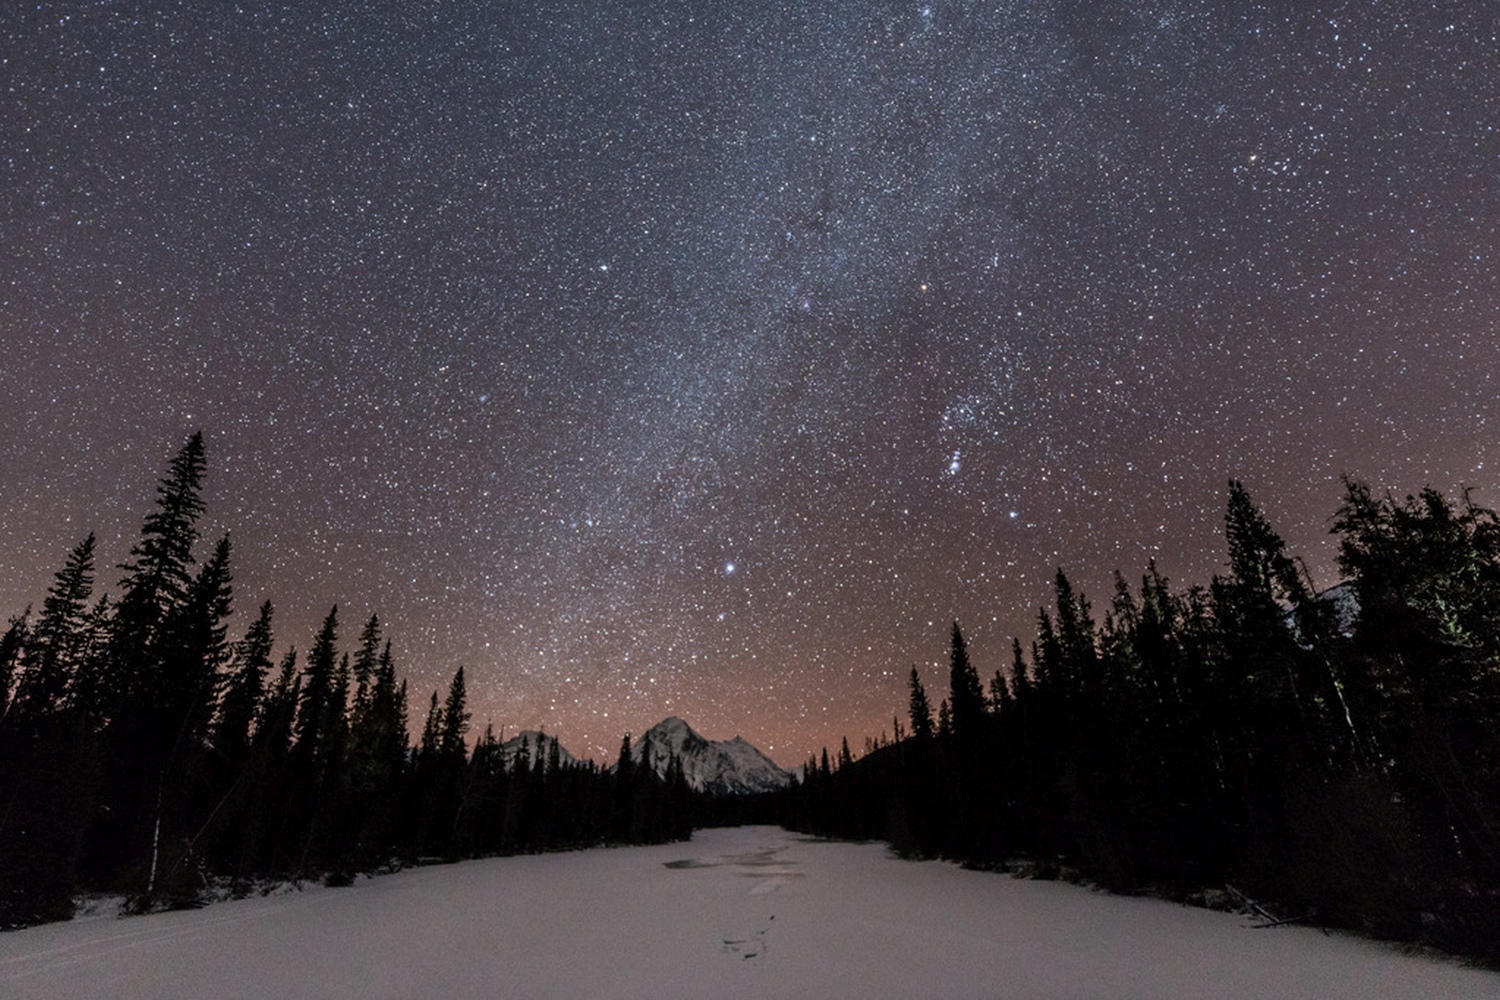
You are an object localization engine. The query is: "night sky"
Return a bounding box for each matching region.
[3,2,1496,766]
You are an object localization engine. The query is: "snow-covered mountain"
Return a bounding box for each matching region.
[500,730,579,768]
[633,717,791,796]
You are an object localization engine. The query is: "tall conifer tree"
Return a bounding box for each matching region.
[948,622,985,740]
[214,600,273,768]
[93,433,209,889]
[112,432,207,675]
[12,534,96,727]
[293,607,341,767]
[908,665,934,740]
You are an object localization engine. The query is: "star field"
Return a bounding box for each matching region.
[3,2,1497,764]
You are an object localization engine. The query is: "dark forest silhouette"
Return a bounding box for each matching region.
[4,434,1498,964]
[782,479,1500,963]
[0,434,694,925]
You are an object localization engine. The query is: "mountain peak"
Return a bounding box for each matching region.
[646,715,694,736]
[633,717,790,796]
[500,730,579,767]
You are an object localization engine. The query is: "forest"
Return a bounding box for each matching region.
[3,432,1498,965]
[0,433,696,927]
[784,479,1500,962]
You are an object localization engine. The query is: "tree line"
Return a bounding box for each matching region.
[784,480,1500,963]
[0,433,696,927]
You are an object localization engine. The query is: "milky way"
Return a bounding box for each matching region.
[3,2,1496,764]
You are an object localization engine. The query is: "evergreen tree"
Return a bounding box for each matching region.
[284,607,347,873]
[417,691,443,762]
[908,665,934,740]
[315,652,354,872]
[329,654,352,755]
[406,690,450,856]
[351,614,381,713]
[255,650,302,846]
[1054,572,1097,691]
[154,534,234,758]
[0,544,104,926]
[1033,608,1063,696]
[133,533,234,906]
[0,612,26,724]
[428,667,471,854]
[11,534,96,727]
[213,600,273,769]
[1334,480,1500,898]
[948,622,985,740]
[216,647,300,880]
[988,669,1009,713]
[439,666,470,762]
[609,732,635,841]
[462,723,506,855]
[111,433,208,685]
[66,596,113,729]
[347,635,407,867]
[293,607,341,766]
[616,732,634,782]
[1008,638,1031,705]
[258,650,301,754]
[0,538,113,924]
[1209,483,1335,849]
[89,434,210,891]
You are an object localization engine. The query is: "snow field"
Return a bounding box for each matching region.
[0,826,1495,999]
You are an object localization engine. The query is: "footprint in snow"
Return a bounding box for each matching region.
[719,916,773,961]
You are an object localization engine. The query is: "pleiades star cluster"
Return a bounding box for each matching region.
[3,2,1495,763]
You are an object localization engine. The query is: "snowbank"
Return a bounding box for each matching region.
[1,827,1494,999]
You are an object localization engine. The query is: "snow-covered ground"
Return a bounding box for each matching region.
[2,826,1495,999]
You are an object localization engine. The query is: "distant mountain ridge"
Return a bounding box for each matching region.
[633,717,792,796]
[500,730,579,768]
[497,719,791,796]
